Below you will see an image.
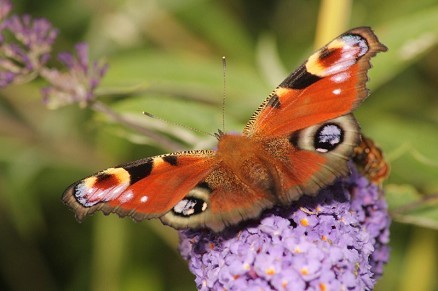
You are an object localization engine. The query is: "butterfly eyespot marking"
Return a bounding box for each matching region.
[341,33,369,57]
[289,114,359,155]
[159,181,213,229]
[305,32,373,78]
[172,197,208,217]
[314,123,344,153]
[72,167,132,207]
[171,182,212,217]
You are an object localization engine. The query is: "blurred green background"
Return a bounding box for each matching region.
[1,0,437,290]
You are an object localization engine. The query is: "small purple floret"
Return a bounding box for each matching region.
[41,43,108,108]
[179,166,390,290]
[0,0,106,105]
[0,2,58,87]
[0,0,12,21]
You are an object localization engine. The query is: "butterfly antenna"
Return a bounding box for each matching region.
[142,112,216,138]
[222,56,227,132]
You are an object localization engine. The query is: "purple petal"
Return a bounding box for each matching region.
[75,42,89,73]
[0,71,15,87]
[0,0,12,20]
[41,43,108,108]
[1,12,58,87]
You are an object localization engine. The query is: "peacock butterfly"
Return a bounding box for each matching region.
[63,27,387,232]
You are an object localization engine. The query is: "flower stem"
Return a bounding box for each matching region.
[91,101,185,152]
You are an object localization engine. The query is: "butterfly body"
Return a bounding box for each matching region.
[63,27,387,232]
[353,135,389,185]
[216,133,277,193]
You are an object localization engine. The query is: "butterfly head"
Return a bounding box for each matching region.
[214,129,225,140]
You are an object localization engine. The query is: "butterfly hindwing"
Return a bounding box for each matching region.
[62,151,217,222]
[161,166,276,231]
[271,114,360,203]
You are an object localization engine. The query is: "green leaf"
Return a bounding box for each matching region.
[370,7,438,88]
[172,0,255,62]
[386,184,438,229]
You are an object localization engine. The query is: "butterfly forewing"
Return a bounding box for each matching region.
[244,27,387,138]
[63,151,217,221]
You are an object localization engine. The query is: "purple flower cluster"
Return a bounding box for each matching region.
[0,0,107,108]
[179,166,390,290]
[41,43,108,108]
[0,0,58,86]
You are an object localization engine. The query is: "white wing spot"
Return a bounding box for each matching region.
[140,195,149,203]
[316,148,328,153]
[332,88,342,95]
[331,72,350,83]
[315,124,342,153]
[174,199,196,216]
[342,34,368,56]
[110,184,129,199]
[119,190,134,203]
[75,182,130,207]
[75,183,99,207]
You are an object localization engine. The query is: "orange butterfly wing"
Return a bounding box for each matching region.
[241,27,386,203]
[244,27,387,138]
[160,164,276,231]
[63,151,217,221]
[63,148,277,232]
